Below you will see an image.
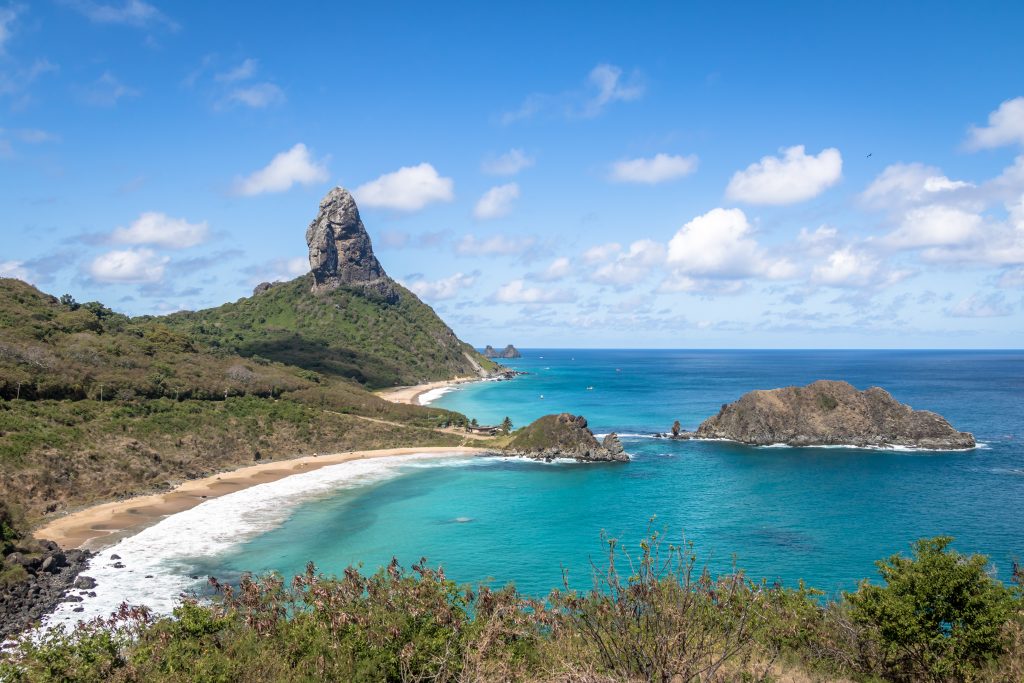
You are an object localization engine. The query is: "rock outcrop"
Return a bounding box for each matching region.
[503,413,629,462]
[0,540,93,641]
[483,344,522,359]
[306,187,396,300]
[684,380,975,450]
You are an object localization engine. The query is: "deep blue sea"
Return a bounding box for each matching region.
[178,349,1024,601]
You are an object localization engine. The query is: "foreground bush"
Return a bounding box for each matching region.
[1,535,1020,682]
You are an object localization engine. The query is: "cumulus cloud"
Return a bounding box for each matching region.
[63,0,176,29]
[666,207,794,280]
[726,145,842,205]
[482,149,534,175]
[111,212,208,248]
[245,256,308,284]
[884,205,983,249]
[533,256,572,282]
[77,71,139,107]
[797,225,840,253]
[473,183,519,220]
[493,279,574,304]
[223,82,285,108]
[965,97,1024,150]
[404,271,478,301]
[88,248,168,283]
[945,291,1014,318]
[581,243,621,265]
[861,163,974,209]
[811,248,883,288]
[455,234,535,257]
[353,163,454,212]
[608,153,698,184]
[591,239,665,286]
[235,143,328,196]
[0,259,29,280]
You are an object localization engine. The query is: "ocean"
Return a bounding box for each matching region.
[46,350,1024,627]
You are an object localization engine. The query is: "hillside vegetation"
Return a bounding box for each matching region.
[0,278,485,522]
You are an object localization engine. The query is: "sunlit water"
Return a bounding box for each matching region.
[48,350,1024,627]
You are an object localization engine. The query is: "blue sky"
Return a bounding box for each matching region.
[2,1,1023,348]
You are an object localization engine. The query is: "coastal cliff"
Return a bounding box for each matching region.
[503,413,628,462]
[681,380,975,450]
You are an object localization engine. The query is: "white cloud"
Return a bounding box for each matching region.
[482,149,534,175]
[591,239,665,286]
[455,234,535,256]
[78,71,139,107]
[216,58,257,83]
[493,279,574,304]
[609,153,698,184]
[581,243,621,264]
[965,97,1024,150]
[473,183,519,220]
[811,248,881,288]
[726,145,842,204]
[582,63,644,117]
[0,260,29,280]
[997,267,1024,288]
[404,271,478,301]
[235,143,328,196]
[945,292,1014,318]
[885,205,982,249]
[666,207,794,280]
[797,225,840,253]
[64,0,176,29]
[223,82,285,108]
[247,256,308,284]
[534,256,571,282]
[111,212,209,248]
[861,163,974,209]
[0,5,19,53]
[353,163,454,212]
[88,248,168,283]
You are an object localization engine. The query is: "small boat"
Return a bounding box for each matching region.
[539,394,544,399]
[586,386,594,390]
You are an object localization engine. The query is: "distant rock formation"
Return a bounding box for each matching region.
[306,187,396,300]
[503,413,629,462]
[678,380,975,450]
[483,344,521,359]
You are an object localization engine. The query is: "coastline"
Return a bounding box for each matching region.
[34,446,491,551]
[376,376,476,406]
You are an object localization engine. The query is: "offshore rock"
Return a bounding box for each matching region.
[483,344,522,359]
[306,187,396,301]
[503,413,630,462]
[691,380,975,450]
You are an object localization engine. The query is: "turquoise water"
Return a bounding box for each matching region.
[197,350,1024,597]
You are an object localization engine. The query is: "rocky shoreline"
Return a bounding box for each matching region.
[503,413,629,463]
[1,542,94,642]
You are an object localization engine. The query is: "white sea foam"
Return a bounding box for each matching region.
[42,452,472,633]
[417,386,456,404]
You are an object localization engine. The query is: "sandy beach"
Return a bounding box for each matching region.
[376,377,476,405]
[34,446,491,551]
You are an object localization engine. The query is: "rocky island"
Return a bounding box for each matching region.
[503,413,628,462]
[672,380,975,450]
[483,344,522,359]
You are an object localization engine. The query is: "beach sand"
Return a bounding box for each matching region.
[376,377,475,405]
[34,446,491,551]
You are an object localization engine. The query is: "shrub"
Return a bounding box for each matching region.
[845,536,1017,681]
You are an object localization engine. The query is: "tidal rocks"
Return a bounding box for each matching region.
[0,545,93,641]
[305,187,396,300]
[689,379,975,450]
[483,344,522,359]
[503,413,629,462]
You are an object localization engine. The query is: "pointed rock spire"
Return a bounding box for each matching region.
[306,187,389,295]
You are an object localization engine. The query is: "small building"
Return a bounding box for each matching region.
[466,424,500,436]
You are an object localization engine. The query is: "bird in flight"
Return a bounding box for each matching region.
[866,153,873,158]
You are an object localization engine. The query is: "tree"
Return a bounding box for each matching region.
[470,418,478,427]
[500,416,513,435]
[59,293,79,310]
[671,420,681,437]
[845,536,1017,681]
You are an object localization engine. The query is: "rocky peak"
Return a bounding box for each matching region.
[306,187,390,296]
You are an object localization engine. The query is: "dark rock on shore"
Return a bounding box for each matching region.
[0,543,93,641]
[684,380,975,450]
[503,413,630,462]
[483,344,522,359]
